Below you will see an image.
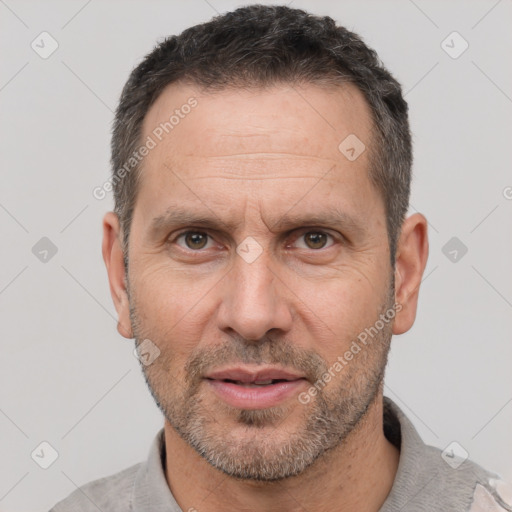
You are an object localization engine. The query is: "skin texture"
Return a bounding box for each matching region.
[103,82,429,512]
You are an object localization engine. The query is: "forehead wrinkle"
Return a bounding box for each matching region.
[181,175,321,181]
[150,159,350,184]
[185,153,338,161]
[165,154,345,174]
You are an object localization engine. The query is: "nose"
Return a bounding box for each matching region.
[216,249,293,341]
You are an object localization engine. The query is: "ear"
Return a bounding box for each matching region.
[102,211,133,339]
[392,213,429,335]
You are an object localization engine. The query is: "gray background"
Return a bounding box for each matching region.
[1,0,511,510]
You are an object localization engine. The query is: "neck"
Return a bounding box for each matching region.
[164,393,399,512]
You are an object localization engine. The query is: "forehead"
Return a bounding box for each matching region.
[142,81,373,162]
[135,81,381,227]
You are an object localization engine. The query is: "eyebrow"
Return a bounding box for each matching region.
[147,205,366,240]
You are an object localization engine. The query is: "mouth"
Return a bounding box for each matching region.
[207,378,294,387]
[203,367,307,409]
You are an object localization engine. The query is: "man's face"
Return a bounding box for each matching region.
[126,83,395,480]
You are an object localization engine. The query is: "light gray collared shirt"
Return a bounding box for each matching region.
[50,397,512,511]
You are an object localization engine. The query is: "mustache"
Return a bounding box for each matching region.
[184,334,328,385]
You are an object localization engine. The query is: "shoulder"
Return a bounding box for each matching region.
[49,463,142,512]
[49,429,176,512]
[382,397,512,511]
[421,444,512,512]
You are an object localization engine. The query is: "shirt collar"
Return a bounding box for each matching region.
[131,429,181,512]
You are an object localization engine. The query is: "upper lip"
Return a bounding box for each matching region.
[205,366,305,383]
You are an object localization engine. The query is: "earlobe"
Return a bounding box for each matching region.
[102,212,134,339]
[392,213,429,335]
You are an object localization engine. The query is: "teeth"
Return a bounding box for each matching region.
[231,379,275,386]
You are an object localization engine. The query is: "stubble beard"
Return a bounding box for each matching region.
[128,281,395,482]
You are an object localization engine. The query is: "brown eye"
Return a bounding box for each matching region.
[294,231,334,250]
[181,232,210,250]
[304,232,329,249]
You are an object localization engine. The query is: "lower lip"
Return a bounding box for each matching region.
[205,379,307,409]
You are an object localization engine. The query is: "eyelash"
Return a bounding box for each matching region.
[169,229,339,252]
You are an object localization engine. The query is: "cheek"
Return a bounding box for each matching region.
[131,263,219,353]
[296,271,387,354]
[135,261,211,312]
